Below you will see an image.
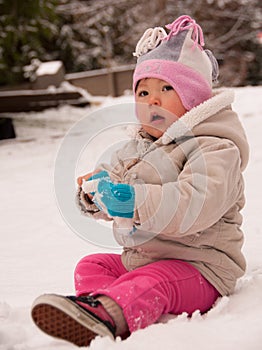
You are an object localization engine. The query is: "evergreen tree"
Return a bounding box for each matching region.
[0,0,261,86]
[0,0,73,86]
[57,0,261,86]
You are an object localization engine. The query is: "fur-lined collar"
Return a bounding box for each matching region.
[160,88,235,145]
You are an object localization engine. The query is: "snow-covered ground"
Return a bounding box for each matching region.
[0,87,262,350]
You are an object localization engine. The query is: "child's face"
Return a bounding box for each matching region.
[135,78,187,138]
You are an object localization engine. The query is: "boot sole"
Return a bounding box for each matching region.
[31,294,114,347]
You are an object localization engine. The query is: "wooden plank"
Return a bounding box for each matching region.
[65,65,135,96]
[0,89,89,113]
[0,64,135,112]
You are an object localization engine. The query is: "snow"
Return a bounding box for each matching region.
[36,61,64,76]
[0,86,262,349]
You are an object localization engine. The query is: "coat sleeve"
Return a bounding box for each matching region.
[133,139,243,237]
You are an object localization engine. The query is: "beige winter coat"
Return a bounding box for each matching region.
[78,89,249,296]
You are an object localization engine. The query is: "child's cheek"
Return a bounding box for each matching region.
[135,102,148,123]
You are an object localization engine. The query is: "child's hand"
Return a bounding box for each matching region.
[77,170,110,200]
[77,169,102,186]
[77,173,92,186]
[83,177,135,219]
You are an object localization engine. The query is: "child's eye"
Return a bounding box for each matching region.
[162,85,173,91]
[137,90,148,97]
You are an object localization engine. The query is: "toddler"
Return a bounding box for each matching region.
[31,15,249,347]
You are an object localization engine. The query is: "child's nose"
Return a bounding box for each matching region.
[149,95,161,106]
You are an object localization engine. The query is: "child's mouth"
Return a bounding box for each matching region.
[151,114,165,123]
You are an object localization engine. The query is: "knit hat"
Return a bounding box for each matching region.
[133,15,219,111]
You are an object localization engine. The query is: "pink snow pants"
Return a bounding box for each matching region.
[74,253,220,333]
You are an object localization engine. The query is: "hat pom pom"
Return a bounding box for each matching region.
[165,15,205,48]
[133,27,167,58]
[205,49,219,83]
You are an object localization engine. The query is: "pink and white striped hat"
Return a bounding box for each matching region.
[133,15,219,111]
